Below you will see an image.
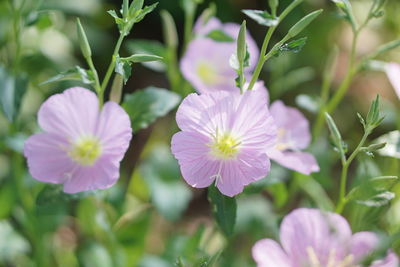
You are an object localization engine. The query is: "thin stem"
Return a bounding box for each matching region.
[335,131,369,213]
[86,56,101,92]
[313,32,359,139]
[247,26,276,90]
[182,3,197,54]
[100,33,125,97]
[247,0,304,91]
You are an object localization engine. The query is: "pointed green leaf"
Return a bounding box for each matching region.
[40,66,94,85]
[206,30,235,42]
[115,56,132,84]
[242,9,279,27]
[288,9,322,38]
[124,54,163,63]
[208,186,237,237]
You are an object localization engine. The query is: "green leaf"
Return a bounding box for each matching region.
[124,54,163,63]
[134,2,158,23]
[347,176,398,207]
[332,0,357,31]
[207,186,237,237]
[129,0,144,17]
[356,191,395,207]
[40,66,94,85]
[76,18,92,59]
[122,87,181,132]
[0,66,28,122]
[107,10,124,25]
[288,9,323,38]
[126,39,166,72]
[160,10,178,48]
[374,130,400,159]
[115,56,132,84]
[36,184,97,207]
[79,242,113,267]
[206,30,234,42]
[325,113,345,156]
[242,9,279,27]
[140,145,192,221]
[275,37,307,56]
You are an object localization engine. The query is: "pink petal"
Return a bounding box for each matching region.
[38,87,99,139]
[350,232,379,263]
[95,101,132,160]
[62,157,120,193]
[171,131,216,188]
[175,92,235,135]
[280,208,352,266]
[385,63,400,99]
[24,133,76,184]
[267,149,319,175]
[252,239,291,267]
[370,251,399,267]
[270,101,311,150]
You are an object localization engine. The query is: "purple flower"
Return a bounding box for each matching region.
[171,88,276,197]
[24,87,132,193]
[252,208,399,267]
[385,63,400,99]
[180,17,259,94]
[267,101,319,175]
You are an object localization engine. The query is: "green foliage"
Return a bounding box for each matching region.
[40,66,95,85]
[206,30,235,42]
[241,10,279,27]
[140,145,192,221]
[287,9,323,38]
[122,87,181,132]
[0,66,28,122]
[208,186,237,237]
[126,39,166,72]
[275,37,307,56]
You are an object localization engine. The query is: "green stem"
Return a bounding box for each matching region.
[335,131,369,213]
[99,33,126,102]
[86,56,101,92]
[182,3,197,54]
[313,32,358,139]
[247,0,304,90]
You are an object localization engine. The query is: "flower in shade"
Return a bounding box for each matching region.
[24,87,132,193]
[180,17,259,94]
[385,63,400,99]
[171,88,276,197]
[252,208,399,267]
[266,101,319,175]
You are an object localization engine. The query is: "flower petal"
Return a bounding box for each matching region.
[171,131,216,188]
[38,87,99,139]
[280,208,352,266]
[267,149,319,175]
[370,251,399,267]
[350,232,379,263]
[95,101,132,160]
[252,239,291,267]
[175,92,235,135]
[62,157,120,194]
[270,101,311,150]
[24,133,76,184]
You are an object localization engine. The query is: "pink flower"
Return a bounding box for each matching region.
[171,89,276,197]
[252,208,399,267]
[24,87,132,193]
[385,63,400,99]
[267,101,319,175]
[180,17,259,94]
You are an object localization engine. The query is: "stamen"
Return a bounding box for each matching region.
[306,247,321,267]
[68,136,102,166]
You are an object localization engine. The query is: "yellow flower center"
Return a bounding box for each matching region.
[209,132,241,160]
[197,62,218,84]
[275,128,290,151]
[68,136,102,166]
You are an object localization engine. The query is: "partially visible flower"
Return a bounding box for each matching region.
[267,101,319,175]
[24,87,132,193]
[385,63,400,99]
[171,88,276,197]
[252,208,399,267]
[180,17,259,94]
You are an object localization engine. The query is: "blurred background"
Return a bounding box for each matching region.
[0,0,399,266]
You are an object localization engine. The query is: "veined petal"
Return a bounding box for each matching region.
[38,87,99,139]
[62,157,120,194]
[24,133,76,184]
[252,239,291,267]
[280,208,352,266]
[270,101,311,150]
[95,101,132,159]
[267,149,319,175]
